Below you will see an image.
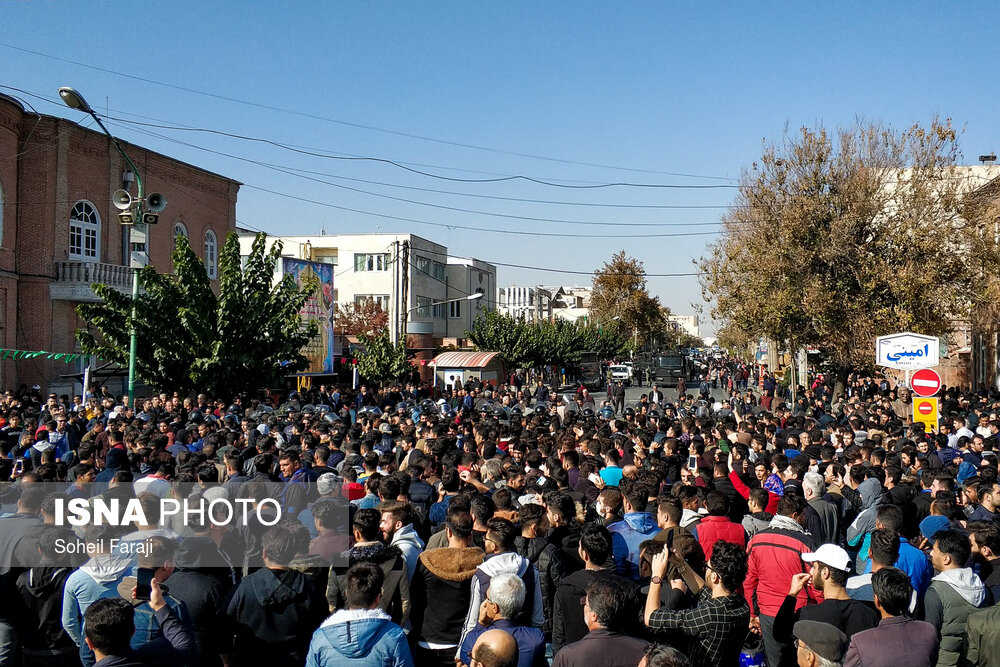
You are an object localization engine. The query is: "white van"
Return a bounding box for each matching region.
[609,364,632,386]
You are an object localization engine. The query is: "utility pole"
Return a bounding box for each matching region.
[400,240,410,347]
[391,240,400,345]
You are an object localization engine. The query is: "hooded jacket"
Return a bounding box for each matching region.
[305,608,414,667]
[607,512,658,581]
[327,543,411,627]
[925,567,987,667]
[410,547,484,645]
[460,552,544,649]
[389,523,424,581]
[61,553,132,647]
[14,566,78,657]
[847,478,888,571]
[166,537,234,667]
[742,511,774,539]
[225,567,328,667]
[515,534,566,637]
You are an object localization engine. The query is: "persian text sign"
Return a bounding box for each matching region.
[876,332,939,370]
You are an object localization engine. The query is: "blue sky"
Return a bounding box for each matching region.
[4,2,998,335]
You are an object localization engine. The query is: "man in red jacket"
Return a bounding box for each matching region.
[744,493,821,667]
[690,491,746,561]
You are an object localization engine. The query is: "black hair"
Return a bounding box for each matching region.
[446,511,474,539]
[579,523,613,566]
[704,490,729,517]
[875,504,904,536]
[485,517,517,551]
[586,577,631,631]
[872,567,912,617]
[352,508,382,542]
[776,493,806,518]
[709,540,748,594]
[84,598,134,656]
[934,529,972,566]
[870,528,901,567]
[261,524,298,566]
[469,494,496,524]
[545,491,575,524]
[519,503,548,531]
[343,561,384,609]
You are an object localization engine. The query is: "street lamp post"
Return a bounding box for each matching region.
[407,291,483,314]
[59,87,165,407]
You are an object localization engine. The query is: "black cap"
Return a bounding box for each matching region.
[793,621,847,662]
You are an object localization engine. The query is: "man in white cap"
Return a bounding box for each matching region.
[773,544,880,647]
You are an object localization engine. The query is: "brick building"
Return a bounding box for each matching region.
[0,93,239,395]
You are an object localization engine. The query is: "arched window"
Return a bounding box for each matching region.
[173,221,188,242]
[204,230,218,279]
[69,201,100,261]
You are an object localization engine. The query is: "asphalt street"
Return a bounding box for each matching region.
[581,383,735,408]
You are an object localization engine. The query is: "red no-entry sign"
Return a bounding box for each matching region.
[910,368,942,397]
[917,401,934,415]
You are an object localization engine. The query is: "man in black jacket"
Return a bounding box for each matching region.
[410,512,484,667]
[515,503,565,639]
[223,524,327,667]
[551,524,641,653]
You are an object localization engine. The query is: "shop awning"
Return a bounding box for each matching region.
[430,351,502,368]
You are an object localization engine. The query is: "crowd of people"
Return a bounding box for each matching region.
[1,370,1000,667]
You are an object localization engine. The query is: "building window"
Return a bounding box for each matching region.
[433,303,447,319]
[416,296,432,318]
[0,180,4,247]
[69,201,100,261]
[432,261,446,281]
[449,300,462,319]
[204,230,218,279]
[415,256,431,276]
[354,294,390,311]
[354,252,390,272]
[174,222,188,241]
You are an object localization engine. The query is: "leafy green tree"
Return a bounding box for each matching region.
[466,310,535,367]
[700,119,975,398]
[590,251,669,347]
[77,232,317,399]
[356,330,411,385]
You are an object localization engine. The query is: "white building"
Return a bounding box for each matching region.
[498,285,553,321]
[667,314,700,339]
[237,231,496,343]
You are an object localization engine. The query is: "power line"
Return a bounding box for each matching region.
[106,116,739,190]
[108,121,725,227]
[106,120,730,232]
[0,42,737,182]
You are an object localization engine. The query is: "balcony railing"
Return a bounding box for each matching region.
[51,261,133,302]
[54,261,133,289]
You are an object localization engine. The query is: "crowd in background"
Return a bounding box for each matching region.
[1,367,1000,667]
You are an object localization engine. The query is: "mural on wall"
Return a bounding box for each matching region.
[282,258,335,373]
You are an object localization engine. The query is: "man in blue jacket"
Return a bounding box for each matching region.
[306,561,413,667]
[460,573,545,667]
[607,479,658,581]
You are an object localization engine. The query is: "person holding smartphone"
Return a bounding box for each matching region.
[119,536,194,662]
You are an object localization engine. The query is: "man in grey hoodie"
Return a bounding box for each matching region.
[847,477,887,572]
[61,526,133,667]
[378,500,424,582]
[926,529,987,667]
[459,517,543,653]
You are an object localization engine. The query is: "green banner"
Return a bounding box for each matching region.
[0,348,96,363]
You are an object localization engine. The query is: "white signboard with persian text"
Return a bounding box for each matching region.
[876,332,940,370]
